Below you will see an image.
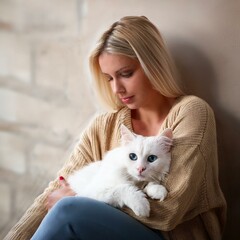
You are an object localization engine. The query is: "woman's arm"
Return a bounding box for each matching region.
[4,118,100,240]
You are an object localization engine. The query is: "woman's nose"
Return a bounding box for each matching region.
[112,79,125,94]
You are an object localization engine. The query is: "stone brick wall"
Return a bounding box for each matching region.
[0,0,97,237]
[1,0,240,239]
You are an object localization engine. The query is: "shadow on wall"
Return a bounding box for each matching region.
[168,39,240,240]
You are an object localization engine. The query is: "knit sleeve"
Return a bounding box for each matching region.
[4,117,102,240]
[124,96,219,231]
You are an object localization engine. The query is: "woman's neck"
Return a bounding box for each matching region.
[131,97,176,136]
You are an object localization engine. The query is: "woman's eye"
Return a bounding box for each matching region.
[147,155,158,163]
[129,153,138,161]
[103,74,113,82]
[121,71,133,78]
[107,76,113,81]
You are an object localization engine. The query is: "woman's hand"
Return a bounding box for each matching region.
[46,176,76,211]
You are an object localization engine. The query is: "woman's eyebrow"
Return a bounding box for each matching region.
[116,66,133,74]
[102,66,132,75]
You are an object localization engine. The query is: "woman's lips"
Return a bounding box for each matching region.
[120,96,134,104]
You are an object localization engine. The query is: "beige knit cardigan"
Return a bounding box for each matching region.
[5,95,226,240]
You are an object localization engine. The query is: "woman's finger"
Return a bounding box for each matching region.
[59,176,69,187]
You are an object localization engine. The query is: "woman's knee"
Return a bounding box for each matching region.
[51,196,82,221]
[55,196,79,210]
[53,196,99,218]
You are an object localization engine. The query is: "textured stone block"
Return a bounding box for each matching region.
[19,0,79,35]
[0,88,95,142]
[14,175,49,217]
[0,88,50,124]
[0,132,27,174]
[30,143,67,177]
[34,41,78,91]
[0,182,11,227]
[0,32,31,82]
[0,0,22,31]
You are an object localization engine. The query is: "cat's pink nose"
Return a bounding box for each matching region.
[137,166,146,174]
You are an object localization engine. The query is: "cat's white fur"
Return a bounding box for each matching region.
[68,125,173,217]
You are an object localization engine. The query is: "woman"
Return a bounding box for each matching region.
[5,16,226,240]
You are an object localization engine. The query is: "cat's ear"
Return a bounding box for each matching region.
[120,124,135,145]
[160,128,173,140]
[158,128,173,152]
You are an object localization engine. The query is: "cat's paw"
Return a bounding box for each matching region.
[129,191,150,217]
[145,184,168,201]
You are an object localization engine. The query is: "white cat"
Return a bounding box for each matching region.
[68,125,173,217]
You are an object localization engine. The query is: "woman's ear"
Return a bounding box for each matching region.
[120,124,135,145]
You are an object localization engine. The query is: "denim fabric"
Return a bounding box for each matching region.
[31,196,164,240]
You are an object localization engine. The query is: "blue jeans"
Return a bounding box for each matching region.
[31,196,164,240]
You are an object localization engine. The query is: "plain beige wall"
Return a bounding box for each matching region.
[0,0,239,239]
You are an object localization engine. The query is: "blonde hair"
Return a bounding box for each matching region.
[89,16,185,111]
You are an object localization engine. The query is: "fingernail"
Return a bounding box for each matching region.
[59,176,65,181]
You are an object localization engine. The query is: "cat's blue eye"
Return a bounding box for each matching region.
[129,153,138,161]
[147,155,158,163]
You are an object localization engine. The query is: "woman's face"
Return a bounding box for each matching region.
[98,52,159,110]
